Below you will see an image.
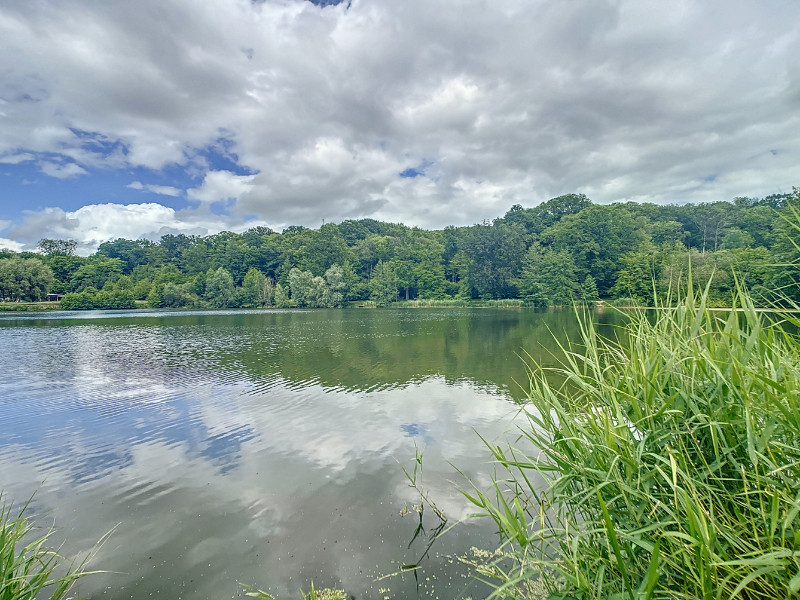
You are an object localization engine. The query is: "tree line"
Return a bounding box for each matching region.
[1,188,798,309]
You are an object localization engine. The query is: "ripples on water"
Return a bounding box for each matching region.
[0,308,613,599]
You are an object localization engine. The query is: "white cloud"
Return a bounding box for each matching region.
[0,153,34,164]
[0,238,25,252]
[39,161,88,179]
[187,170,256,204]
[127,181,183,197]
[7,203,271,254]
[0,0,798,232]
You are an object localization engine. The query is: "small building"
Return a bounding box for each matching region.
[46,293,65,302]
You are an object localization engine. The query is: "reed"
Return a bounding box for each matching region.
[462,283,800,598]
[0,496,90,600]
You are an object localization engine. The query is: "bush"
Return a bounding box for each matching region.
[465,286,800,598]
[60,289,135,310]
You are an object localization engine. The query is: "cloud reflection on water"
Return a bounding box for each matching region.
[0,309,576,598]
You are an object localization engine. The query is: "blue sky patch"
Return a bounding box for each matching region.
[399,159,434,179]
[0,140,255,225]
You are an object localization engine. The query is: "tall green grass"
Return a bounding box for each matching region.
[463,285,800,598]
[0,496,91,600]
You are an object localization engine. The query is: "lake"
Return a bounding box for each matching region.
[0,307,622,599]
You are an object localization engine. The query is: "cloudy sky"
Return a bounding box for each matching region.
[1,0,798,253]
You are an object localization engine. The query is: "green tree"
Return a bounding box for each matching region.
[133,278,152,300]
[37,238,77,256]
[459,221,526,299]
[205,267,236,308]
[0,257,54,301]
[242,268,273,307]
[61,290,96,310]
[720,227,755,249]
[610,250,659,304]
[288,268,315,308]
[369,260,398,307]
[44,255,84,294]
[69,257,125,292]
[159,282,199,308]
[502,193,592,238]
[97,238,158,273]
[581,274,599,304]
[517,245,579,307]
[544,204,650,296]
[273,283,291,307]
[324,265,346,308]
[308,275,328,308]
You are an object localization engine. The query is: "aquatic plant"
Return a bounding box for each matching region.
[463,284,800,598]
[242,582,347,600]
[0,496,91,600]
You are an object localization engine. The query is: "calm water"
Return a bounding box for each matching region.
[0,307,621,599]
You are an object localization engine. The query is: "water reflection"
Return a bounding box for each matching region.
[0,308,623,599]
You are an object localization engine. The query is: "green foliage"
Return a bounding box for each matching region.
[156,282,201,308]
[69,257,124,292]
[37,238,77,257]
[369,260,398,307]
[579,274,599,304]
[132,278,152,300]
[14,188,800,309]
[273,283,292,308]
[610,250,659,305]
[43,256,84,294]
[324,265,346,308]
[242,268,273,307]
[503,194,592,237]
[463,285,800,598]
[96,238,158,273]
[0,258,54,301]
[204,267,236,308]
[288,268,315,307]
[1,495,92,599]
[517,245,579,307]
[61,288,136,310]
[543,204,650,296]
[459,221,526,299]
[285,266,340,308]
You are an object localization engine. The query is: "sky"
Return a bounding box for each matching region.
[0,0,799,254]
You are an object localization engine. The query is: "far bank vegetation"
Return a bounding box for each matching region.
[1,188,799,310]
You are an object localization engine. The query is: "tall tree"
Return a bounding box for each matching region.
[37,238,77,257]
[69,257,125,292]
[324,265,346,308]
[517,244,579,307]
[241,268,273,307]
[543,204,650,296]
[369,261,398,307]
[459,221,526,299]
[0,258,54,301]
[205,267,236,308]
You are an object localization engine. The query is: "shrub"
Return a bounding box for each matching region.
[60,289,135,310]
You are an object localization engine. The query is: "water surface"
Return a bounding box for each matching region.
[0,307,621,599]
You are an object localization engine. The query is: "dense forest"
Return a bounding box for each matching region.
[1,188,799,310]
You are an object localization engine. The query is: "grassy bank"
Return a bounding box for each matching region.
[463,286,800,598]
[393,298,526,308]
[0,302,62,312]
